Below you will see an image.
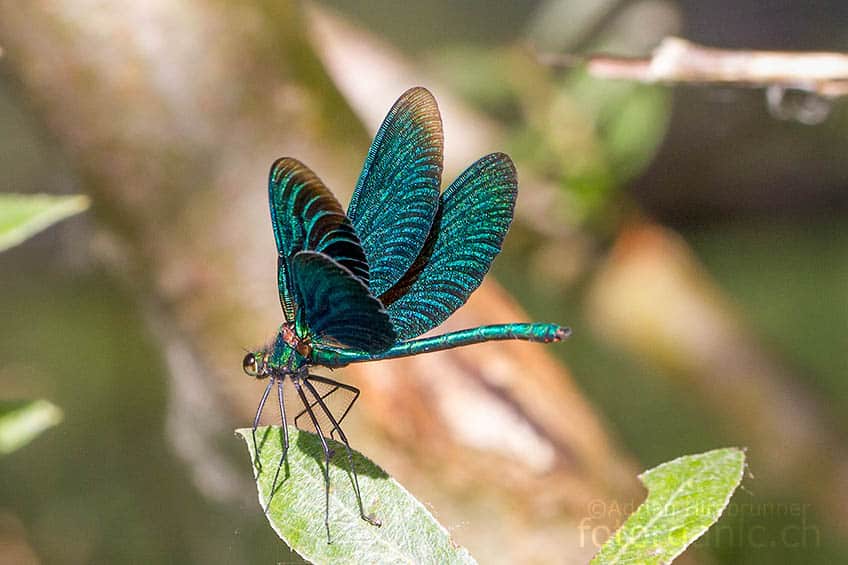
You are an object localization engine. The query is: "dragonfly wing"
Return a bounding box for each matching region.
[291,250,396,352]
[269,158,370,321]
[347,87,443,297]
[381,153,517,340]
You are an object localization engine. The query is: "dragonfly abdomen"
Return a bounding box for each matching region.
[313,323,570,367]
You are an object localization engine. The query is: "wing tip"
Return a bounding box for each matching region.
[269,156,302,172]
[400,85,436,105]
[482,151,517,178]
[393,87,443,137]
[268,156,315,187]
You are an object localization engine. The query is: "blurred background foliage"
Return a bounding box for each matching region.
[1,0,846,563]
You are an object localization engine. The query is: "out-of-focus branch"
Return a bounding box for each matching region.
[306,4,577,239]
[540,36,848,97]
[587,221,848,535]
[0,2,640,562]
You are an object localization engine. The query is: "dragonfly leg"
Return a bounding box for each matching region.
[293,378,334,544]
[263,377,290,514]
[303,376,380,528]
[303,374,360,441]
[293,390,325,433]
[252,377,275,473]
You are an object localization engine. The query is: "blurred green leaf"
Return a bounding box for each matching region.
[237,426,476,565]
[592,447,745,564]
[600,84,669,180]
[0,193,89,252]
[0,399,63,454]
[561,73,669,226]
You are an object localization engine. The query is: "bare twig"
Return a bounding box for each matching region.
[541,36,848,97]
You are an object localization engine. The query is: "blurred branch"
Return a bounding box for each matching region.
[306,4,576,239]
[540,36,848,98]
[0,2,639,562]
[587,221,848,535]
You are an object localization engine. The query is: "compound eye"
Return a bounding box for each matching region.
[242,353,259,376]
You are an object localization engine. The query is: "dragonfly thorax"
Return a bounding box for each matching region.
[269,323,311,369]
[242,324,311,380]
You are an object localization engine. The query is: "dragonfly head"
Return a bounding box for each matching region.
[242,351,270,379]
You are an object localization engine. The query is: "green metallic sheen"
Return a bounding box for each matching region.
[269,157,371,324]
[380,152,517,340]
[291,251,395,352]
[260,89,569,365]
[348,87,443,297]
[269,332,305,368]
[248,87,571,541]
[310,323,570,368]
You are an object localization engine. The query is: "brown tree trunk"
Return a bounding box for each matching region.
[0,2,639,562]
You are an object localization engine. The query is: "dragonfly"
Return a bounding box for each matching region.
[242,86,570,542]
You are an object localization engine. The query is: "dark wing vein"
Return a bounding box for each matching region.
[292,251,396,352]
[347,87,443,296]
[268,158,369,321]
[381,153,517,340]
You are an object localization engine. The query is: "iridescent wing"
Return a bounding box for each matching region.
[269,158,370,322]
[291,251,396,352]
[380,153,517,340]
[347,87,443,297]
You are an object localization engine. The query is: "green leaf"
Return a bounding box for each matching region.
[0,193,89,252]
[0,399,63,454]
[592,447,746,565]
[236,426,476,565]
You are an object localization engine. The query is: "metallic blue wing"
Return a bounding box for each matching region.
[347,87,443,297]
[291,251,396,352]
[269,158,369,322]
[380,153,517,340]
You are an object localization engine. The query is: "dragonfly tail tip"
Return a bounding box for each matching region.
[555,326,572,341]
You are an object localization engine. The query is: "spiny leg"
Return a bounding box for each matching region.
[303,376,380,527]
[305,374,360,441]
[264,377,290,514]
[252,377,275,472]
[293,379,334,544]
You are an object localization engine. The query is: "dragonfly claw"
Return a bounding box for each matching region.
[363,514,382,527]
